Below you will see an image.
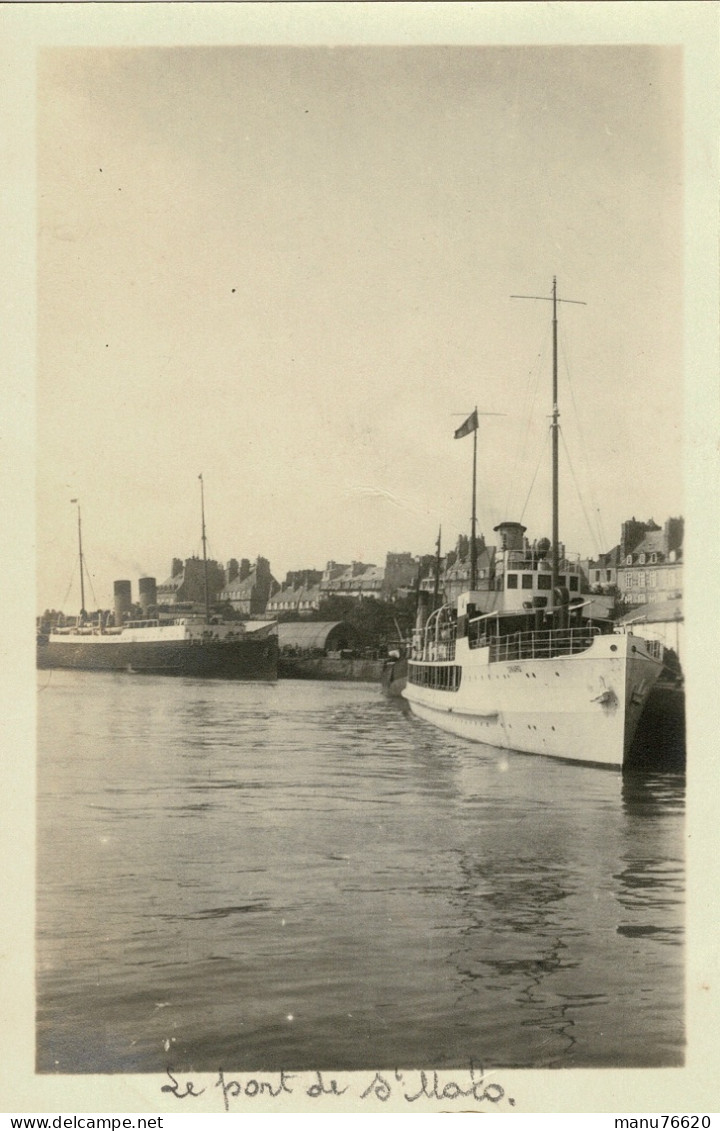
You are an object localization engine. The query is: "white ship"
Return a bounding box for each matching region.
[402,279,665,769]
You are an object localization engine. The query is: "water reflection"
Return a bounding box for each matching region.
[621,771,686,817]
[615,774,684,950]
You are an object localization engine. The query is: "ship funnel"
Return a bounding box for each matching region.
[113,580,132,627]
[493,521,527,552]
[138,576,157,615]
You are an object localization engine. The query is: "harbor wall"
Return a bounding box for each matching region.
[277,655,384,682]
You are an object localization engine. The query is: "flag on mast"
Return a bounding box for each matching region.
[454,409,479,439]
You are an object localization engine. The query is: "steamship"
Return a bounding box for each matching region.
[37,482,279,681]
[37,613,278,680]
[402,280,665,769]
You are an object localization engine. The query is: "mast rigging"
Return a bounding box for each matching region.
[511,277,586,613]
[199,474,210,623]
[76,501,86,621]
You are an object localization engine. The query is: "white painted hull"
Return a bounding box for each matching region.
[402,632,662,768]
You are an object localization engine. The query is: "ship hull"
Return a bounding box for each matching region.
[402,633,662,768]
[381,655,408,698]
[37,635,278,680]
[627,679,685,771]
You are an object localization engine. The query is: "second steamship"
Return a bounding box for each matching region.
[37,480,279,681]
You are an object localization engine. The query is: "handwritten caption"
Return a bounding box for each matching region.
[162,1064,515,1111]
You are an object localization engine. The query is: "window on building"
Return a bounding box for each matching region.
[569,576,579,591]
[538,574,552,590]
[506,574,518,589]
[522,574,533,589]
[606,570,612,582]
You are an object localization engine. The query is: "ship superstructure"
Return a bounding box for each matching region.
[402,279,664,767]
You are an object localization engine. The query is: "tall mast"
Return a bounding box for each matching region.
[454,407,504,589]
[471,412,478,590]
[76,501,86,620]
[551,277,559,597]
[199,474,210,623]
[511,278,585,614]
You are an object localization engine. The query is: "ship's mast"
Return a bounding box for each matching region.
[511,277,585,615]
[551,278,559,598]
[454,407,504,589]
[199,474,210,623]
[76,501,86,621]
[470,414,478,590]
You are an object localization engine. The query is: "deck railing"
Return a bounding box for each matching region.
[488,627,600,663]
[410,606,458,662]
[411,635,456,662]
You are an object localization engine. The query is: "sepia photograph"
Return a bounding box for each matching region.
[2,0,718,1116]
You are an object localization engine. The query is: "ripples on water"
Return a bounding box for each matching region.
[36,671,684,1073]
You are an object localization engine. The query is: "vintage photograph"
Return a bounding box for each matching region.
[4,0,715,1115]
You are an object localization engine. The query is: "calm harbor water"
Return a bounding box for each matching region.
[36,670,684,1074]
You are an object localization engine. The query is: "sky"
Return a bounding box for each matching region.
[36,40,684,612]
